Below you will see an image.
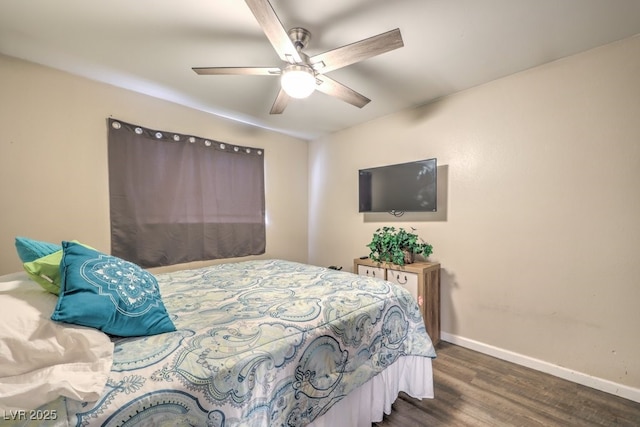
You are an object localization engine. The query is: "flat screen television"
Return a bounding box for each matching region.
[359,158,437,213]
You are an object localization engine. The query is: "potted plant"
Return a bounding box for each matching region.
[366,226,433,266]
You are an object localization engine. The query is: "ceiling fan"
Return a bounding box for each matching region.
[192,0,404,114]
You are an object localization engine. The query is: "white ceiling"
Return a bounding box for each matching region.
[1,0,640,140]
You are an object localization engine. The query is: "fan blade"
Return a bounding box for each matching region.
[309,28,403,74]
[244,0,302,64]
[269,88,290,114]
[193,67,281,76]
[315,76,370,108]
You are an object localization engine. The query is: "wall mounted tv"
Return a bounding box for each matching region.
[359,158,437,213]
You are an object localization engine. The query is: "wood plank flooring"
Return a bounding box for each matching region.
[374,342,640,427]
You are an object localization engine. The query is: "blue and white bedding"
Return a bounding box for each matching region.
[8,259,436,426]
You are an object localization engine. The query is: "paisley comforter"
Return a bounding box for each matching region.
[45,259,436,426]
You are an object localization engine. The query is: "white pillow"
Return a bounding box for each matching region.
[0,272,114,411]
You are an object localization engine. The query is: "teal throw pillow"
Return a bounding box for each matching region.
[15,237,61,263]
[52,241,176,337]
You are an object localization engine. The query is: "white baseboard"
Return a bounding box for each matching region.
[440,332,640,403]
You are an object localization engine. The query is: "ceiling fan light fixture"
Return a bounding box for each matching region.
[281,65,316,99]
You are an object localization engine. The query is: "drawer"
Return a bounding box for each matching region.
[357,265,386,280]
[386,269,418,301]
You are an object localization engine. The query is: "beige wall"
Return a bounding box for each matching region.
[0,53,309,275]
[309,35,640,391]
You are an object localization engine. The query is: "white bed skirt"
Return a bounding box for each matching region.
[309,355,434,427]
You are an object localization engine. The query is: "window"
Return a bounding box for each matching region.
[108,118,265,268]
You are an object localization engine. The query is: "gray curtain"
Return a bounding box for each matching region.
[107,118,265,268]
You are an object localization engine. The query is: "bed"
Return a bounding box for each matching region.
[1,254,436,426]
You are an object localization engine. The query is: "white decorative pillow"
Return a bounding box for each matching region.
[0,272,114,411]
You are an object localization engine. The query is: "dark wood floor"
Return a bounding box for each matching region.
[374,342,640,427]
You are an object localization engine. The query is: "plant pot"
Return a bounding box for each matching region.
[403,250,415,264]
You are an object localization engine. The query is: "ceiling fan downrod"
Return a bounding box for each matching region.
[288,27,311,52]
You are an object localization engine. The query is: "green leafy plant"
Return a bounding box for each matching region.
[366,226,433,266]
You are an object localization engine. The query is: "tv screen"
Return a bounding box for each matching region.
[359,158,437,213]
